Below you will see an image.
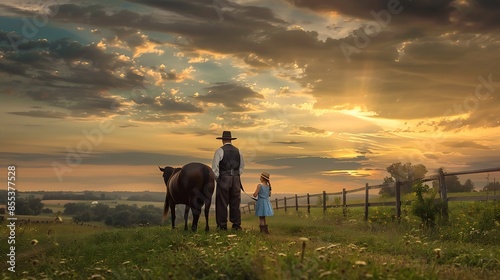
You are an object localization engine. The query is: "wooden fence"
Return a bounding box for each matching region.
[241,167,500,222]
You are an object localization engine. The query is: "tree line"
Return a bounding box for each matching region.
[378,162,497,196]
[64,202,163,227]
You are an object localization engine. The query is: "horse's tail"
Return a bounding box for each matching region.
[204,165,215,197]
[162,191,169,221]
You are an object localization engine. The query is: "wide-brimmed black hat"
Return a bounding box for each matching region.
[216,131,237,140]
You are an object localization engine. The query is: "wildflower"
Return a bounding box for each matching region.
[300,237,309,263]
[434,248,442,259]
[122,261,131,266]
[315,246,325,252]
[278,253,287,257]
[227,234,237,238]
[327,243,340,249]
[90,274,104,279]
[31,239,38,246]
[355,260,367,266]
[319,271,332,278]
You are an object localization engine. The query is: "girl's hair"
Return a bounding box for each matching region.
[261,176,272,197]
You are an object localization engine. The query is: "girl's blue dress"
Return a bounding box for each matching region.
[255,184,274,217]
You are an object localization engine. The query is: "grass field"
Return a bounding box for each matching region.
[1,201,498,279]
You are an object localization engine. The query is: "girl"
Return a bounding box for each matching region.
[253,171,274,234]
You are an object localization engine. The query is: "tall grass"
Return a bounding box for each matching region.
[1,201,498,279]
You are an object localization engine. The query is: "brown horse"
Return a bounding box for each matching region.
[159,162,215,231]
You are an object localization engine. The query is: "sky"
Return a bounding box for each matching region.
[1,0,499,195]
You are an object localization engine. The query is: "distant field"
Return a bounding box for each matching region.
[42,199,165,211]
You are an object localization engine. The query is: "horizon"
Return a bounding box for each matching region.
[1,0,499,194]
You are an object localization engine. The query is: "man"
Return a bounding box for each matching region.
[212,131,245,230]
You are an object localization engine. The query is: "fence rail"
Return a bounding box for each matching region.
[241,167,500,221]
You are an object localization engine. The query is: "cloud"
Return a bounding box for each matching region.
[8,110,68,119]
[272,141,308,145]
[258,156,367,177]
[289,126,333,137]
[285,0,455,25]
[0,151,207,167]
[0,34,146,117]
[197,82,264,112]
[441,141,491,150]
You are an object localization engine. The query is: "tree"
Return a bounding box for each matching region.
[14,198,44,215]
[316,193,329,206]
[463,179,474,192]
[483,182,500,192]
[379,162,428,196]
[442,175,462,192]
[27,198,44,215]
[92,204,110,221]
[432,176,475,193]
[63,203,90,215]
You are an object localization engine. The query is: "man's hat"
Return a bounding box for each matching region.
[261,171,270,181]
[216,131,237,140]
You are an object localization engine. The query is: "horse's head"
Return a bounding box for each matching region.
[158,166,181,186]
[159,166,174,179]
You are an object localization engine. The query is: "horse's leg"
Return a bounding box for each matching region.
[204,198,210,232]
[170,203,176,229]
[183,205,189,231]
[191,208,200,232]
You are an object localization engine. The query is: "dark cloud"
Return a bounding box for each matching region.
[441,141,491,150]
[8,110,68,119]
[258,156,367,176]
[213,112,267,129]
[272,141,307,145]
[0,33,143,117]
[0,151,208,168]
[129,0,285,25]
[155,94,203,113]
[286,0,454,25]
[289,126,331,137]
[82,151,207,166]
[197,83,264,112]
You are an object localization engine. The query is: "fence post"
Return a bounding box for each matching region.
[364,183,369,221]
[342,188,347,217]
[307,193,310,214]
[275,198,278,210]
[284,197,287,212]
[323,191,327,213]
[242,207,245,214]
[395,181,401,223]
[438,168,449,222]
[295,194,298,211]
[248,204,251,214]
